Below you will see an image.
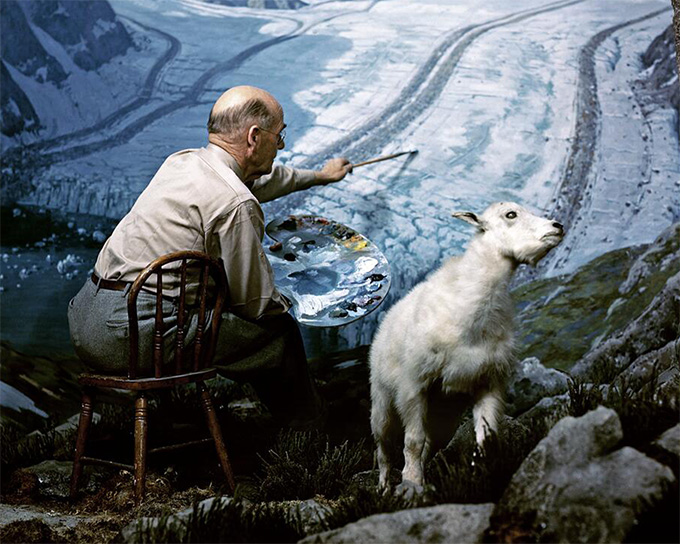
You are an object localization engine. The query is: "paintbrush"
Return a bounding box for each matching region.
[351,150,418,168]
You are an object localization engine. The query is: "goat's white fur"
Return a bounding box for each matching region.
[369,202,564,488]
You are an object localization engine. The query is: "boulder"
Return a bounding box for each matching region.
[571,272,680,381]
[300,503,494,544]
[294,499,333,535]
[118,496,236,543]
[618,223,680,296]
[493,407,676,543]
[651,423,680,476]
[516,393,570,431]
[119,495,325,542]
[653,423,680,459]
[611,339,679,395]
[505,357,569,416]
[7,460,111,500]
[446,413,532,453]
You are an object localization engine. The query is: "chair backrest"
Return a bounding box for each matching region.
[126,251,228,379]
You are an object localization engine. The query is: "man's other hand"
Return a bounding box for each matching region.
[316,158,353,185]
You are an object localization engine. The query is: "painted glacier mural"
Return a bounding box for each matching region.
[1,0,678,359]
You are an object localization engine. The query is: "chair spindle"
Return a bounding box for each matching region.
[175,259,188,373]
[153,269,164,378]
[193,261,210,371]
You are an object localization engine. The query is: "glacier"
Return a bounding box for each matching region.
[0,0,678,356]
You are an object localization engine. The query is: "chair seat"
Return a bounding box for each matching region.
[78,368,217,390]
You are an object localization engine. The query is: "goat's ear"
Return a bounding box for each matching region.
[452,211,485,231]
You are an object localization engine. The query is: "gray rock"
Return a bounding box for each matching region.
[120,496,328,542]
[53,411,102,434]
[0,503,82,529]
[294,499,333,535]
[227,398,272,424]
[652,423,680,464]
[619,223,680,296]
[506,357,570,416]
[118,496,236,543]
[571,271,680,381]
[612,339,679,394]
[8,460,111,500]
[495,407,676,543]
[0,503,85,542]
[517,393,570,427]
[446,413,532,452]
[299,503,494,544]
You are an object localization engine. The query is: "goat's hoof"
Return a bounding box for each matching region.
[395,480,424,501]
[472,443,486,460]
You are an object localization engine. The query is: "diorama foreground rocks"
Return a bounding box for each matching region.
[494,406,676,543]
[506,356,569,416]
[298,503,494,544]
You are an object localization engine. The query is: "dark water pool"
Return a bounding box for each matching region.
[0,245,100,356]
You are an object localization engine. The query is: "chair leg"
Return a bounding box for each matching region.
[134,393,148,505]
[199,382,236,493]
[70,389,95,500]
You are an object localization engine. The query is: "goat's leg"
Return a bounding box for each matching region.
[400,393,428,486]
[472,389,503,447]
[371,383,399,489]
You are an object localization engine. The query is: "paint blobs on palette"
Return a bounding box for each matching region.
[302,240,316,253]
[264,215,391,327]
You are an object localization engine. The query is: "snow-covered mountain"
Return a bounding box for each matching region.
[0,0,135,142]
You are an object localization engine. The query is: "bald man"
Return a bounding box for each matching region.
[68,86,351,429]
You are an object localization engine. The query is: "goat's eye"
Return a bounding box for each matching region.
[505,211,517,219]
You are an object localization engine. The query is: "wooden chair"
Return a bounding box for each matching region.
[69,251,235,504]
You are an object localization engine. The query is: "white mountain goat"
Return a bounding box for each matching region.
[369,202,564,488]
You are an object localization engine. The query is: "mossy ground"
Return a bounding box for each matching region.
[514,228,679,370]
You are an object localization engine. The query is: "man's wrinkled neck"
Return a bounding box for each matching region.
[207,134,251,185]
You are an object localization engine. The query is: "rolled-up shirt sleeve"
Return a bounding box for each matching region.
[207,200,290,320]
[251,164,317,203]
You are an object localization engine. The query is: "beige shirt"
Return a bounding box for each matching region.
[94,143,317,320]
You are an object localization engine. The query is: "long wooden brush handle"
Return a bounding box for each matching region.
[351,150,417,168]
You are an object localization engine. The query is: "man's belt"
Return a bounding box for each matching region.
[91,272,130,292]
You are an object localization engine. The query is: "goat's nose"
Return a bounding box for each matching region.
[552,221,564,231]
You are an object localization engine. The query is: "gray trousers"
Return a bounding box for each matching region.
[68,278,321,422]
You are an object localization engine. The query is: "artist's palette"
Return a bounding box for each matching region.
[264,215,391,327]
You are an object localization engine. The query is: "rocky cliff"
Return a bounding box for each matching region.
[0,0,133,139]
[638,24,679,114]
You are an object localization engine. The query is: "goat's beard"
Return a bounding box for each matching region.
[514,242,555,267]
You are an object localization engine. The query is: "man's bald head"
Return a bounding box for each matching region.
[207,86,282,139]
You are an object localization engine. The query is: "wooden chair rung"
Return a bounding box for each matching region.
[80,456,135,472]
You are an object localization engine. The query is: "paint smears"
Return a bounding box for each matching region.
[354,257,378,276]
[296,290,350,318]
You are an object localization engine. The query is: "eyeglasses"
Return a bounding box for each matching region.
[259,126,286,147]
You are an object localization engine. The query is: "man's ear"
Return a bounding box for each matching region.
[246,125,259,148]
[452,211,485,231]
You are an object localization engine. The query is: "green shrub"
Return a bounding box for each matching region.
[428,421,547,505]
[0,421,75,474]
[255,430,370,501]
[566,376,604,417]
[568,359,679,449]
[321,484,421,532]
[607,368,679,450]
